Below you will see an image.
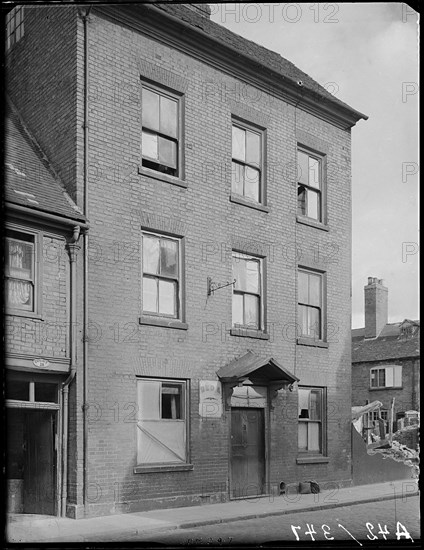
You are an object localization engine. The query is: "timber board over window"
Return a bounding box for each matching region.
[135,378,191,471]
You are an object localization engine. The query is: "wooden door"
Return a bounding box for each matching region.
[230,408,265,498]
[23,411,56,515]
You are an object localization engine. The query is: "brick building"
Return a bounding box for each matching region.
[5,3,367,518]
[352,277,420,433]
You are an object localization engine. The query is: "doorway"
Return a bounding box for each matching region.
[230,408,265,499]
[7,409,57,515]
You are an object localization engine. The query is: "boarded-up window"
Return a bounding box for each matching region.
[298,387,325,453]
[137,379,187,464]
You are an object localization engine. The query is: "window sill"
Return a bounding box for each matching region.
[139,317,188,330]
[138,166,187,188]
[230,328,270,340]
[296,456,329,465]
[229,195,270,213]
[5,310,43,321]
[369,386,403,391]
[297,337,329,348]
[134,463,194,474]
[296,216,329,232]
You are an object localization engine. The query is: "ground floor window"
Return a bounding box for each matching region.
[298,386,326,454]
[136,378,187,464]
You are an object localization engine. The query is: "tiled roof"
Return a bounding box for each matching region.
[352,320,420,363]
[151,3,367,121]
[5,105,86,223]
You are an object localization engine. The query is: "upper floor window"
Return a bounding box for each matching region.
[232,122,263,203]
[5,230,36,313]
[297,149,323,222]
[141,84,180,177]
[6,7,24,51]
[298,386,325,454]
[298,269,323,340]
[232,252,263,330]
[370,365,402,389]
[141,232,181,319]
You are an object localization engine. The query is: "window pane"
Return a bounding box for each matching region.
[307,189,319,220]
[161,384,182,419]
[309,273,321,306]
[143,235,160,274]
[233,256,246,291]
[7,280,33,309]
[142,130,158,161]
[35,383,57,403]
[298,271,308,304]
[309,157,320,189]
[310,390,321,420]
[7,239,33,279]
[308,306,321,338]
[383,368,391,387]
[246,130,261,167]
[298,389,310,418]
[158,279,176,316]
[231,162,244,195]
[232,126,245,162]
[298,422,307,451]
[232,293,243,326]
[298,151,309,185]
[298,305,308,336]
[297,185,306,215]
[142,88,160,131]
[143,277,157,313]
[370,370,377,387]
[6,380,28,401]
[160,96,178,138]
[138,380,161,420]
[308,422,320,451]
[245,260,259,293]
[244,294,259,328]
[158,136,177,169]
[244,167,260,202]
[160,239,178,277]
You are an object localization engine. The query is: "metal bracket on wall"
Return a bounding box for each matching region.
[207,277,236,296]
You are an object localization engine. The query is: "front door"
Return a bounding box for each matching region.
[23,410,56,515]
[230,408,265,498]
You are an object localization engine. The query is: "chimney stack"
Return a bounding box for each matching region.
[364,277,388,338]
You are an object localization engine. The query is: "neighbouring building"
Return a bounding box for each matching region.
[5,3,367,518]
[352,278,420,435]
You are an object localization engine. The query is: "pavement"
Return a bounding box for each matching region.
[6,479,419,543]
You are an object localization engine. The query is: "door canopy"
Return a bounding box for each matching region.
[217,351,299,410]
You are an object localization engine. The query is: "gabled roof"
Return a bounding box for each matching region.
[151,3,367,123]
[352,320,420,363]
[217,351,299,384]
[5,104,86,223]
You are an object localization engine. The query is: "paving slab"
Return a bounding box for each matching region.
[6,479,419,543]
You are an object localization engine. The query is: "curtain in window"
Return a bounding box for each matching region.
[7,241,33,307]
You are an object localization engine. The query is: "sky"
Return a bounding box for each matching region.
[210,2,419,328]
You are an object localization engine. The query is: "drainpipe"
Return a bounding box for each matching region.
[61,226,81,516]
[80,5,92,510]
